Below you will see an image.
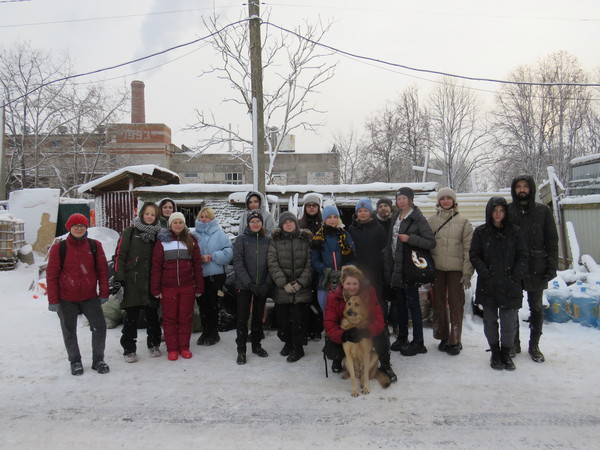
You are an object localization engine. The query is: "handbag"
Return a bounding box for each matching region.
[399,218,436,287]
[402,244,436,287]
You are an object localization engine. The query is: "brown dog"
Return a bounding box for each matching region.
[341,295,391,397]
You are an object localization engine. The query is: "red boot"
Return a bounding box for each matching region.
[180,350,193,359]
[168,351,179,361]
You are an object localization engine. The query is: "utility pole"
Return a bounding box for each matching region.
[0,99,6,200]
[248,0,266,195]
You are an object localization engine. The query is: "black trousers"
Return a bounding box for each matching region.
[120,305,161,355]
[235,289,267,352]
[514,290,544,344]
[57,297,106,364]
[277,303,308,349]
[197,274,226,334]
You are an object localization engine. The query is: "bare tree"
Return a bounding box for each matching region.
[187,12,337,182]
[363,103,403,182]
[332,128,365,184]
[1,43,127,194]
[429,77,492,191]
[492,51,597,186]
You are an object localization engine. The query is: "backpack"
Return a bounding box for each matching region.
[59,238,98,270]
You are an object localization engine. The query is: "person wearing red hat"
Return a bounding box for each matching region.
[46,213,110,376]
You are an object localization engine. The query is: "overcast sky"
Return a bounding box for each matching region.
[1,0,599,153]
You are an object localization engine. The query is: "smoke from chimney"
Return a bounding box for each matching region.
[131,80,146,124]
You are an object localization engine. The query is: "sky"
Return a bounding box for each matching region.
[1,0,599,154]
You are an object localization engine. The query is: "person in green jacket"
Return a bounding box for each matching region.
[113,202,163,363]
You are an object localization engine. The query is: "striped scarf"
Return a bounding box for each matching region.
[311,225,353,256]
[133,217,162,243]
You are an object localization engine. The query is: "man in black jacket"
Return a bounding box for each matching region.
[508,175,559,363]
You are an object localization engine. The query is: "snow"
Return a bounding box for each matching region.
[1,259,599,448]
[560,195,600,205]
[77,164,180,194]
[8,188,60,246]
[570,153,600,165]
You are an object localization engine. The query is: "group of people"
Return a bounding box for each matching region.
[46,175,558,379]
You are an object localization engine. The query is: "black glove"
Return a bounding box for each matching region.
[257,283,270,298]
[110,281,123,295]
[148,296,160,309]
[329,270,341,290]
[342,327,363,343]
[247,283,259,295]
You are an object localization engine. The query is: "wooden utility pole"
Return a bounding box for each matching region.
[248,0,266,195]
[0,99,6,200]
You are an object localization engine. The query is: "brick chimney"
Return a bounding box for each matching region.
[131,80,146,123]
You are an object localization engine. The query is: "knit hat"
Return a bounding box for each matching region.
[278,211,298,228]
[66,213,90,230]
[437,187,457,207]
[247,210,263,225]
[168,212,186,228]
[303,192,322,207]
[322,204,340,219]
[376,198,393,208]
[355,198,373,214]
[396,187,414,202]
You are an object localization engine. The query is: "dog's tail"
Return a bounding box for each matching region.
[375,369,391,389]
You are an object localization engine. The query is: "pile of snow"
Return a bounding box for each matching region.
[1,263,599,448]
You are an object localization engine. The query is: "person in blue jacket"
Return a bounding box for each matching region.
[310,204,356,312]
[192,207,233,346]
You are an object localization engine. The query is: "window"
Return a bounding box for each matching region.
[184,173,199,178]
[225,172,243,184]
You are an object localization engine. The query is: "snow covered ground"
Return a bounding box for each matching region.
[1,263,599,449]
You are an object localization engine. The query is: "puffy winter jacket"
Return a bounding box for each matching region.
[113,226,156,308]
[267,227,313,304]
[310,225,356,284]
[383,206,436,288]
[46,234,109,304]
[427,206,473,276]
[150,230,204,296]
[470,197,528,309]
[508,175,559,291]
[323,284,385,344]
[191,218,233,277]
[232,227,272,291]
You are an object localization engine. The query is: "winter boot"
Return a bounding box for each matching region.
[70,361,84,376]
[379,355,397,383]
[124,353,139,363]
[252,345,269,358]
[280,342,293,357]
[204,329,221,346]
[148,346,161,358]
[331,359,343,373]
[91,360,110,374]
[236,352,246,365]
[286,347,305,363]
[400,340,427,356]
[196,331,209,346]
[528,340,545,363]
[446,342,463,356]
[437,339,449,352]
[501,346,516,371]
[390,336,408,352]
[489,344,503,370]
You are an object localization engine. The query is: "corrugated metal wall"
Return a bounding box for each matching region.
[99,191,135,233]
[561,205,600,264]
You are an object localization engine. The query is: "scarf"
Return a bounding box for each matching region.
[311,225,353,256]
[134,217,162,243]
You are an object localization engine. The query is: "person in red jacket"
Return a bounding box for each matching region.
[46,213,110,376]
[151,212,204,361]
[323,265,397,382]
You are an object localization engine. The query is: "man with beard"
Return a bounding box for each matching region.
[376,198,394,237]
[508,175,559,363]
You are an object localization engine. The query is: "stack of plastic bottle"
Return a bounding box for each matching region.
[545,280,572,323]
[569,281,599,328]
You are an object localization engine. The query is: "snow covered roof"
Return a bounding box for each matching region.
[78,165,180,194]
[560,194,600,205]
[134,181,439,195]
[570,154,600,166]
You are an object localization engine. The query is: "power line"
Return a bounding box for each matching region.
[0,5,238,28]
[2,19,249,107]
[264,21,600,88]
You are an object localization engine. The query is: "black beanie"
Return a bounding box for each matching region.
[396,187,414,201]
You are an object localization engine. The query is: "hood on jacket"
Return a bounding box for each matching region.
[245,191,267,209]
[511,174,536,205]
[485,196,510,227]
